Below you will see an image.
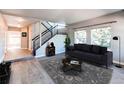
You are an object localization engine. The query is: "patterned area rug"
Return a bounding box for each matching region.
[39,58,113,84]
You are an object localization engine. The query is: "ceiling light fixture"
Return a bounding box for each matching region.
[17,24,21,28]
[17,17,25,22]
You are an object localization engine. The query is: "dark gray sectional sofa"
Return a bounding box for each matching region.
[66,44,113,68]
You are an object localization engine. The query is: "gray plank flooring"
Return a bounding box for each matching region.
[9,58,54,84]
[110,66,124,84]
[9,53,124,84]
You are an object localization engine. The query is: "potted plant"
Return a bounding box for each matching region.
[64,35,71,52]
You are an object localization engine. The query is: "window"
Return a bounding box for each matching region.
[74,30,87,44]
[91,27,111,47]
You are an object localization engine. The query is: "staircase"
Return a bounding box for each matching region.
[32,21,67,56]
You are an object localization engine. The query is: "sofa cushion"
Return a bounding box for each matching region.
[100,46,107,54]
[84,52,103,62]
[74,44,92,52]
[74,44,83,51]
[67,50,83,59]
[92,45,100,54]
[67,50,102,62]
[81,44,92,52]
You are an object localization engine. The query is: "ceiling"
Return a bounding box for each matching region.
[3,15,39,28]
[0,9,121,28]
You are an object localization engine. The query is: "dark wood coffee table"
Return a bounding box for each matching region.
[62,57,82,72]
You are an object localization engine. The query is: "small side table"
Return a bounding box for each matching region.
[46,46,55,56]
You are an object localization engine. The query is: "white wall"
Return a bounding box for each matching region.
[0,13,8,63]
[28,25,33,51]
[32,22,41,38]
[21,27,28,49]
[67,11,124,63]
[36,35,66,58]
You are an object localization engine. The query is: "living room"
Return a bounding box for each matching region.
[1,0,124,93]
[0,9,124,84]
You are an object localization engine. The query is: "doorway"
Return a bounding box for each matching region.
[7,31,21,49]
[5,30,32,61]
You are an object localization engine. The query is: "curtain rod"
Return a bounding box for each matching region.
[73,21,117,29]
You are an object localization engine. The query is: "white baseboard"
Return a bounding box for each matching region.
[113,60,124,65]
[35,55,45,58]
[35,51,65,58]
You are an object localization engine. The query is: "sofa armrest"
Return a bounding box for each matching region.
[66,46,75,51]
[104,51,113,67]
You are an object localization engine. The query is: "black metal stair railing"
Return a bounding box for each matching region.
[32,23,58,56]
[41,21,53,32]
[41,25,58,45]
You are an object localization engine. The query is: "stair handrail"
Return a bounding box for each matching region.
[32,25,58,41]
[32,24,58,56]
[41,22,53,32]
[46,21,53,28]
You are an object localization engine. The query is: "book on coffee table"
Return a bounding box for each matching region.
[70,60,79,65]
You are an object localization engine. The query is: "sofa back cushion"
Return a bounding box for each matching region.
[74,44,107,55]
[74,44,92,52]
[74,44,83,51]
[92,45,101,54]
[81,44,92,52]
[100,46,107,54]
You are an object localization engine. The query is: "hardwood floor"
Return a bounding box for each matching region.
[8,53,124,84]
[4,49,32,62]
[9,58,54,84]
[110,66,124,84]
